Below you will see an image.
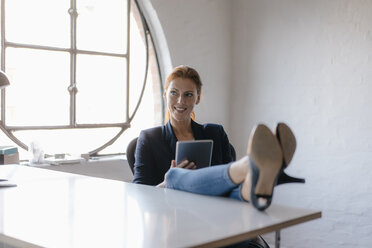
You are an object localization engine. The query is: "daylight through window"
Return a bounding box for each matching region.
[0,0,163,159]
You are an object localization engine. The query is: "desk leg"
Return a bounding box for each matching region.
[275,230,281,248]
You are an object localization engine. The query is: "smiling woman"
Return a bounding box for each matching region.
[0,0,163,159]
[133,65,234,186]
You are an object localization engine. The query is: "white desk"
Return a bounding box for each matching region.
[0,165,321,248]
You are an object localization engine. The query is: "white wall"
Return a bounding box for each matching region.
[231,1,372,247]
[151,0,372,247]
[150,0,232,127]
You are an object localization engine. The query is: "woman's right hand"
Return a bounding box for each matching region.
[174,159,197,169]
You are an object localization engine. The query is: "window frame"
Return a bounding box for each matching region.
[0,0,163,156]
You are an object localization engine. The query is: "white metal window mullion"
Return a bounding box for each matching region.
[129,0,149,122]
[68,0,78,127]
[126,0,131,123]
[1,0,6,123]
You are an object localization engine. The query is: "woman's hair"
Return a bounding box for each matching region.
[164,65,203,123]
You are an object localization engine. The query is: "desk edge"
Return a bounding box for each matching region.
[0,233,43,248]
[195,210,322,248]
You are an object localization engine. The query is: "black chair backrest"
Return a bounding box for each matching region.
[229,143,236,161]
[126,137,138,175]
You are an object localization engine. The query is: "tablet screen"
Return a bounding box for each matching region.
[175,140,213,169]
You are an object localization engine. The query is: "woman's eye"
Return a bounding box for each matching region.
[185,93,194,97]
[170,91,177,96]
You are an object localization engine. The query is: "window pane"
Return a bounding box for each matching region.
[5,48,70,126]
[100,38,163,155]
[77,0,128,54]
[5,0,69,48]
[100,72,155,154]
[76,55,127,124]
[129,10,147,116]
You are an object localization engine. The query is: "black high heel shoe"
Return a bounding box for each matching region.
[275,123,305,185]
[246,124,283,211]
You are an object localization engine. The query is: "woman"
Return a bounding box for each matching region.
[133,65,234,186]
[133,65,303,211]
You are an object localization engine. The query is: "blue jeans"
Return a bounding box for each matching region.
[165,163,245,201]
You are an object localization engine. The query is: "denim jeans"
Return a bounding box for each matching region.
[165,163,245,201]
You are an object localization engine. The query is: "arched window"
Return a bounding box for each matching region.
[0,0,164,158]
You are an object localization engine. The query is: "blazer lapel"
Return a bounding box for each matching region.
[191,120,205,140]
[163,121,178,156]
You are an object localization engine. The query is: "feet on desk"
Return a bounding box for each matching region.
[240,123,305,211]
[244,124,283,211]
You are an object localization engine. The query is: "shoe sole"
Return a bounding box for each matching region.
[276,123,296,167]
[248,124,282,196]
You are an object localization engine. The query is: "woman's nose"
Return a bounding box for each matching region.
[177,95,184,103]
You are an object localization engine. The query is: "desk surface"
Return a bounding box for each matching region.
[0,165,321,248]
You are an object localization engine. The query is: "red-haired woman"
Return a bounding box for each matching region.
[133,65,234,186]
[133,65,303,212]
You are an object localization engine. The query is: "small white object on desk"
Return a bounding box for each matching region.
[29,141,44,164]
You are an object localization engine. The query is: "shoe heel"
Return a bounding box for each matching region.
[276,122,296,167]
[275,123,306,186]
[248,124,282,211]
[277,171,305,185]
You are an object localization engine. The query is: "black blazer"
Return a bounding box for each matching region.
[133,120,234,185]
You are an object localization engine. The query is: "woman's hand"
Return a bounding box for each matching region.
[173,159,197,169]
[157,160,197,188]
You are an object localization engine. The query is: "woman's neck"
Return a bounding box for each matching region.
[170,118,194,141]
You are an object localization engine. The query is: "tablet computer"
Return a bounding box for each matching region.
[175,140,213,169]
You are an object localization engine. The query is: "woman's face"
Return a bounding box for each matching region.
[165,77,200,123]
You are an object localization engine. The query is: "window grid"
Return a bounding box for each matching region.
[0,0,157,156]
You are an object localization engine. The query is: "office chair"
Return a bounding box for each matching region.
[229,143,236,161]
[126,137,138,174]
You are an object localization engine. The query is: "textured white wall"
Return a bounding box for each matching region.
[231,0,372,247]
[150,0,232,127]
[151,0,372,247]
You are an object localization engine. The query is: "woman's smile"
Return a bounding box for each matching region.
[172,104,189,118]
[174,106,187,112]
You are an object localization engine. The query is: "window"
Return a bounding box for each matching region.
[0,0,163,159]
